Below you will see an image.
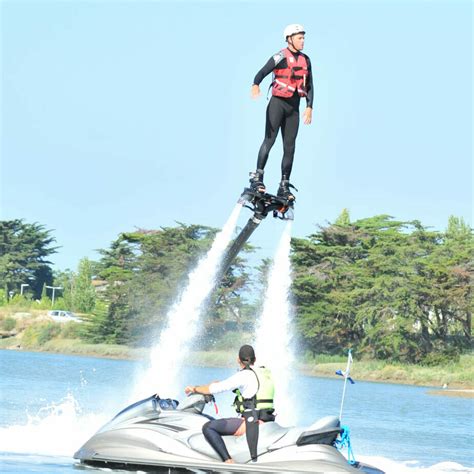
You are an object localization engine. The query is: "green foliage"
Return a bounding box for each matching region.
[0,316,16,331]
[22,322,61,347]
[7,215,469,367]
[59,321,83,339]
[81,299,123,344]
[51,297,67,310]
[334,208,351,226]
[72,258,96,313]
[301,351,347,364]
[89,224,252,345]
[292,214,473,363]
[96,235,137,282]
[421,347,460,367]
[33,286,53,309]
[0,219,57,299]
[446,215,471,240]
[299,353,474,387]
[6,294,31,311]
[53,270,75,310]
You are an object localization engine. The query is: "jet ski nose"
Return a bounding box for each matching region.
[73,446,95,460]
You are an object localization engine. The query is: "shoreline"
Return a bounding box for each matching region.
[426,389,474,398]
[2,342,473,394]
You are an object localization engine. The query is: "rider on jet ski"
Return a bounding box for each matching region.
[184,344,275,464]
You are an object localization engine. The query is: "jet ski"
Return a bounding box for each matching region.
[74,393,384,473]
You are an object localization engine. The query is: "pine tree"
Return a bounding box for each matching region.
[0,219,57,298]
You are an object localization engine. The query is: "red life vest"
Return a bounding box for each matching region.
[272,48,309,98]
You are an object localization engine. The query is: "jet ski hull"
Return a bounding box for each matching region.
[74,395,383,474]
[76,447,377,473]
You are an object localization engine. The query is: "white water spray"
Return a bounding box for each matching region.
[0,394,107,456]
[132,204,242,400]
[255,220,295,427]
[358,456,474,474]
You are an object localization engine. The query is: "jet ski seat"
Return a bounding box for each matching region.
[188,421,289,463]
[269,416,341,450]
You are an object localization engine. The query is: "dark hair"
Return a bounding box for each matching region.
[238,344,256,365]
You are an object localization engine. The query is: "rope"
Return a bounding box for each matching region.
[334,425,357,465]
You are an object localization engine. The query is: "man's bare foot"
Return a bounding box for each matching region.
[224,458,235,464]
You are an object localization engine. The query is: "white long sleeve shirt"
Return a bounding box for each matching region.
[209,368,258,399]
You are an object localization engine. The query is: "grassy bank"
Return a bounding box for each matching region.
[1,310,473,390]
[2,336,473,390]
[299,354,474,389]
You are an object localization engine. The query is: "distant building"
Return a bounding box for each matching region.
[91,279,108,293]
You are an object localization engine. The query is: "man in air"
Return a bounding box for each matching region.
[249,24,314,201]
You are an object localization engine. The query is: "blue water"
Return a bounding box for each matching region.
[0,350,472,473]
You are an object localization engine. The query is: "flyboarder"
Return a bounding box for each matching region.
[218,26,312,285]
[184,345,275,464]
[249,24,314,201]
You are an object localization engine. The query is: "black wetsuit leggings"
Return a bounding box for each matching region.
[202,417,243,461]
[257,95,300,179]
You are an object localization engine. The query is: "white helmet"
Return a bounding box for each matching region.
[284,24,305,41]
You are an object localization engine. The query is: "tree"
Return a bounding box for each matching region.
[0,219,58,298]
[53,269,76,310]
[424,216,473,347]
[72,258,96,313]
[95,235,138,282]
[87,223,253,345]
[204,248,255,344]
[291,212,472,363]
[334,208,351,226]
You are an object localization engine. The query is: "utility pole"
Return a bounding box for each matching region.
[45,286,63,308]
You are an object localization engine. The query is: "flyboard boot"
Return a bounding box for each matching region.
[249,169,266,193]
[277,176,297,202]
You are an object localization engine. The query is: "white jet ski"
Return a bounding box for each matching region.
[74,393,384,473]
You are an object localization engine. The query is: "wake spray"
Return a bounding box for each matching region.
[131,204,242,399]
[255,220,295,426]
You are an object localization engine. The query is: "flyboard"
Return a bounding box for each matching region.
[217,186,295,278]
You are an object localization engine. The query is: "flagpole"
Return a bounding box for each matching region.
[339,350,352,421]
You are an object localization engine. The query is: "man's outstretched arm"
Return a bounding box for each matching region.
[251,53,285,98]
[184,384,212,395]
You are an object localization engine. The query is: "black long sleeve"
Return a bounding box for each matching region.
[304,56,314,108]
[253,56,277,86]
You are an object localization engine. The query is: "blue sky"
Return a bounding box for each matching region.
[1,0,472,271]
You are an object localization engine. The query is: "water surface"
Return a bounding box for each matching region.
[1,350,472,473]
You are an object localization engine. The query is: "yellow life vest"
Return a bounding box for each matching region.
[232,366,275,414]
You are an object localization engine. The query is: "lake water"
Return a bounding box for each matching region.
[0,350,472,473]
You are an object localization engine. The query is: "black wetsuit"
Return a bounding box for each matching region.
[253,50,314,179]
[202,418,243,461]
